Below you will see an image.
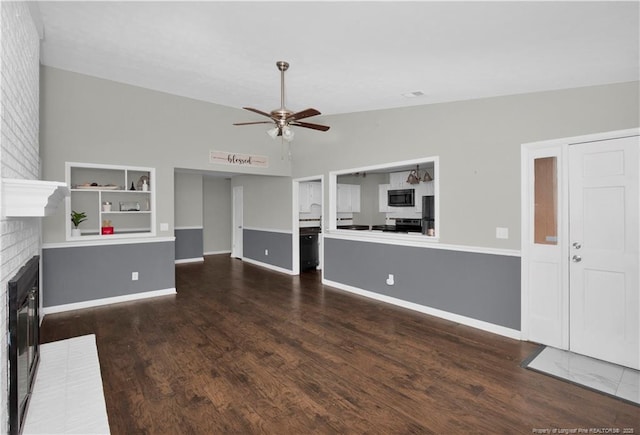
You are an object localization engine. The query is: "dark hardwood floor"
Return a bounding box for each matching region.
[41,255,638,434]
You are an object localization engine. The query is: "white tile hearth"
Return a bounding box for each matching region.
[526,346,639,405]
[23,334,110,434]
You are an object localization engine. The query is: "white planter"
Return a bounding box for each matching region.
[71,228,82,237]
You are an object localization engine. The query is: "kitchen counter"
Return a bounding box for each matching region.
[336,225,370,231]
[300,227,322,235]
[371,225,396,231]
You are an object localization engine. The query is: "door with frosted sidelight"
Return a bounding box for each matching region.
[569,136,639,369]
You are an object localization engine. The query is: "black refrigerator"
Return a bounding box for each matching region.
[421,195,435,235]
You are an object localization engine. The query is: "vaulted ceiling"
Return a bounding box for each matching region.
[36,1,639,116]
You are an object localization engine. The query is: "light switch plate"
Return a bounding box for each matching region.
[496,227,509,239]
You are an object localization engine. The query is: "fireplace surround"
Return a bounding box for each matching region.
[8,255,40,435]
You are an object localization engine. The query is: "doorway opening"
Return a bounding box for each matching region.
[292,176,324,276]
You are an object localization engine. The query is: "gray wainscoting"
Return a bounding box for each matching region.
[175,228,204,261]
[42,240,175,307]
[324,238,521,330]
[243,229,292,271]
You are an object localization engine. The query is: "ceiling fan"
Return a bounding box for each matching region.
[233,61,330,142]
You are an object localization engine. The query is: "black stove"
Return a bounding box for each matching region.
[395,218,422,233]
[373,218,422,233]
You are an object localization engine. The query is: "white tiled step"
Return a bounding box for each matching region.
[528,346,639,405]
[23,334,110,434]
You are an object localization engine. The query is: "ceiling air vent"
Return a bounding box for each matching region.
[402,90,425,98]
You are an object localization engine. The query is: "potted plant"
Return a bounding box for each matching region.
[70,210,87,237]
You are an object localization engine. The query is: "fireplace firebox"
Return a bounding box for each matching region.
[8,255,40,435]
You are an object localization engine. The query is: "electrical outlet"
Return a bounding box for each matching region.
[265,249,269,256]
[160,223,169,232]
[131,272,139,281]
[386,274,395,286]
[496,227,509,239]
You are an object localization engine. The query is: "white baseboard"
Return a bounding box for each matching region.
[204,250,231,256]
[175,257,204,264]
[322,279,522,340]
[42,288,177,315]
[242,257,295,275]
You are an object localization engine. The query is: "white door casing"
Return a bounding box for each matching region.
[568,136,639,369]
[231,186,243,259]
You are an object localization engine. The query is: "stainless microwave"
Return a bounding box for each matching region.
[388,188,415,207]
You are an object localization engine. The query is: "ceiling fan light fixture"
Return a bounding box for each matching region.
[266,126,279,139]
[282,125,295,142]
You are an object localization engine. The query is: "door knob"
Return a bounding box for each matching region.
[572,255,582,262]
[573,242,582,249]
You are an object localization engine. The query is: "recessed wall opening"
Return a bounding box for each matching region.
[329,157,439,238]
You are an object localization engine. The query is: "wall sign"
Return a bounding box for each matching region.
[209,150,269,168]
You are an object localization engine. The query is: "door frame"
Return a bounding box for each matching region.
[521,128,639,347]
[292,175,324,276]
[231,185,243,259]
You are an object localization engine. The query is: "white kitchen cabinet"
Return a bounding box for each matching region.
[337,184,361,213]
[299,182,321,212]
[389,171,409,188]
[378,184,391,212]
[350,184,361,213]
[299,183,312,212]
[66,162,156,240]
[337,184,350,212]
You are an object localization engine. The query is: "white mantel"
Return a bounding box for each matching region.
[1,178,68,217]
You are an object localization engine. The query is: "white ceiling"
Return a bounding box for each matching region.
[36,1,639,117]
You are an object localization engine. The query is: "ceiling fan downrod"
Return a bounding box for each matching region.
[273,61,291,123]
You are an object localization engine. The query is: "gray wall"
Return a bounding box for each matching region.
[292,81,640,250]
[324,238,521,330]
[175,228,204,261]
[231,174,292,231]
[203,176,232,253]
[174,171,203,228]
[243,229,292,270]
[42,240,175,307]
[40,66,292,244]
[174,171,204,260]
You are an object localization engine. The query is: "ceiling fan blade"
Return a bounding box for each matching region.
[290,121,330,132]
[243,107,274,119]
[233,121,273,126]
[286,108,321,121]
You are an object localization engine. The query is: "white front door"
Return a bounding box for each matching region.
[568,136,639,369]
[231,186,243,259]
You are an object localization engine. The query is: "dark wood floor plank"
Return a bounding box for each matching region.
[40,255,639,434]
